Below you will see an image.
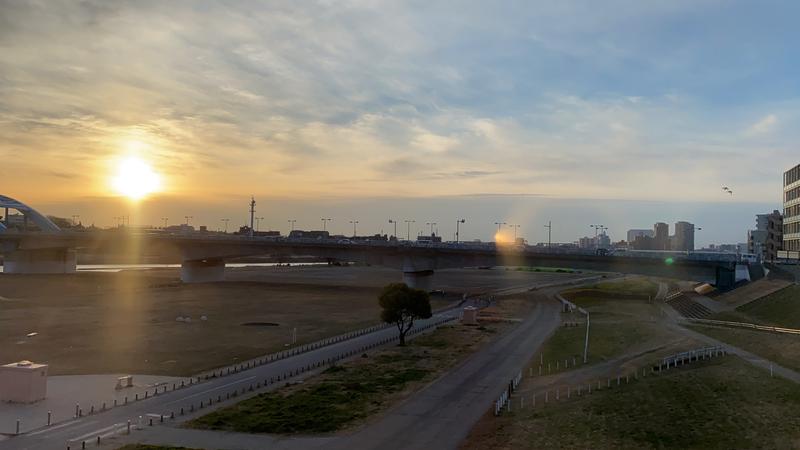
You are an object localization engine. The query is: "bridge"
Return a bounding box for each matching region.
[0,196,753,289]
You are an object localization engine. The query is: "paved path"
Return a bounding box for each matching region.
[110,291,563,450]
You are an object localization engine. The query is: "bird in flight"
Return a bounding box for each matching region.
[722,186,733,195]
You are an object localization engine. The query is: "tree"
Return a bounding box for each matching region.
[379,283,432,346]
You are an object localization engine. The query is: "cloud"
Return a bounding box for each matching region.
[1,0,799,207]
[745,114,778,136]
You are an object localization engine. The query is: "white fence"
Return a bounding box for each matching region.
[493,370,522,415]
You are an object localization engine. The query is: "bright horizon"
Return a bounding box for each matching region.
[2,1,798,244]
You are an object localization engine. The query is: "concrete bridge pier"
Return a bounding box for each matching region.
[3,248,77,274]
[181,258,225,283]
[402,270,435,291]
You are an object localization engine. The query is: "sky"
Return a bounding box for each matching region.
[1,0,798,245]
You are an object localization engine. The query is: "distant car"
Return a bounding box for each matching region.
[337,239,352,244]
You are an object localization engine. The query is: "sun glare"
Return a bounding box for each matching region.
[112,156,162,200]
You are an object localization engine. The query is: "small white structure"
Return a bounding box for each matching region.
[462,306,478,325]
[115,375,134,390]
[0,360,48,403]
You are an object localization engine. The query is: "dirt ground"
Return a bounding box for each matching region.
[0,266,581,377]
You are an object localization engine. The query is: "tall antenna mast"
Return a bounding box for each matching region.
[249,196,256,237]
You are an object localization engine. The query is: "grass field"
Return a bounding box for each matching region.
[463,357,800,450]
[688,324,800,373]
[712,285,800,328]
[0,269,451,376]
[189,297,529,434]
[534,278,670,369]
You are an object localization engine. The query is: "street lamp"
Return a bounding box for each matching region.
[321,218,332,231]
[510,224,520,240]
[388,219,398,238]
[426,222,437,235]
[404,220,415,241]
[455,219,465,243]
[161,217,168,228]
[544,221,552,247]
[287,219,296,233]
[349,220,359,237]
[221,218,230,233]
[184,216,193,226]
[71,215,80,227]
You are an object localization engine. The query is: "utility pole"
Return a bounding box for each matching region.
[349,220,359,237]
[404,220,415,241]
[249,197,256,237]
[456,219,465,243]
[321,218,332,231]
[545,221,552,247]
[388,219,397,239]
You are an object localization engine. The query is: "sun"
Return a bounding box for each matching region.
[111,156,162,200]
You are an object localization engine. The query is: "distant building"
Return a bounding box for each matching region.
[577,236,595,249]
[654,222,669,250]
[416,234,442,243]
[749,210,782,261]
[289,230,330,239]
[235,225,280,237]
[627,229,654,243]
[672,221,696,252]
[784,163,800,255]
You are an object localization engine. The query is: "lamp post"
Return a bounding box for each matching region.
[590,224,603,249]
[388,219,397,239]
[404,220,415,241]
[71,215,80,227]
[510,224,520,241]
[455,219,465,243]
[321,218,332,231]
[349,220,359,237]
[287,219,296,233]
[161,217,168,228]
[221,218,229,233]
[494,222,507,232]
[426,222,437,235]
[545,221,552,247]
[184,216,193,226]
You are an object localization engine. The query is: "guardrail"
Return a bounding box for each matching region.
[660,346,726,368]
[687,317,800,335]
